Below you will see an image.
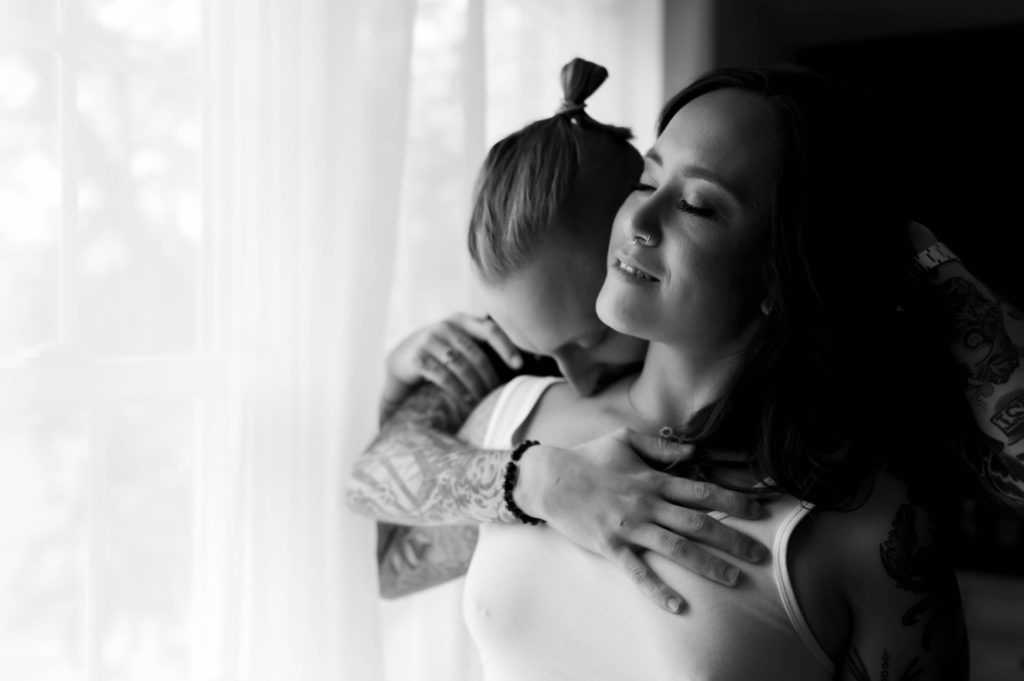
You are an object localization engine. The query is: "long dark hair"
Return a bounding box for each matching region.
[660,65,966,511]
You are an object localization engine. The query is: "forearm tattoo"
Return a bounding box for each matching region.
[943,276,1023,398]
[962,432,1024,515]
[991,389,1024,445]
[942,276,1024,510]
[377,523,479,598]
[347,384,515,525]
[847,649,923,681]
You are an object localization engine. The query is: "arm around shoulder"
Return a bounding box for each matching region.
[345,382,515,526]
[358,385,505,597]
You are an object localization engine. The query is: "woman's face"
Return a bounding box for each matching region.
[596,87,784,353]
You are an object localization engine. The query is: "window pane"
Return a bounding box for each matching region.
[0,46,60,356]
[76,70,202,356]
[0,411,89,679]
[94,400,196,680]
[0,401,203,680]
[80,0,201,76]
[0,0,57,28]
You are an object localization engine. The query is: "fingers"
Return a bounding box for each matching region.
[627,524,742,588]
[660,475,763,520]
[443,323,502,394]
[454,313,523,371]
[385,538,421,574]
[401,535,422,568]
[612,546,687,614]
[416,332,493,404]
[413,313,526,402]
[650,500,768,565]
[416,345,477,404]
[907,220,938,252]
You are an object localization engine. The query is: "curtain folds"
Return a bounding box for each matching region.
[206,1,417,679]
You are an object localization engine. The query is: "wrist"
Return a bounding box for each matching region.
[503,440,546,525]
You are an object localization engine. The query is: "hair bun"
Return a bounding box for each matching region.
[557,57,608,115]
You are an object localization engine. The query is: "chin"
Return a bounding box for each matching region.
[596,285,645,338]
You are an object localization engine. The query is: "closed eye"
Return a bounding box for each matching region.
[677,198,715,218]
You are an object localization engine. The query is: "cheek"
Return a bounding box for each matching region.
[608,194,641,249]
[679,238,762,302]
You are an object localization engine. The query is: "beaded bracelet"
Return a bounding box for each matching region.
[502,440,545,525]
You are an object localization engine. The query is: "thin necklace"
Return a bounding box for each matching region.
[625,379,688,443]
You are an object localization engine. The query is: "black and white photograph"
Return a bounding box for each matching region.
[2,1,1023,680]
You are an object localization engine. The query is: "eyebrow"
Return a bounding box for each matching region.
[644,149,745,205]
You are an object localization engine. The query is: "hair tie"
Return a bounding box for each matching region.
[556,99,587,115]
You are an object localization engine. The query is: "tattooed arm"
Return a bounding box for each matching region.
[349,383,517,526]
[377,523,480,598]
[370,386,502,597]
[911,222,1024,514]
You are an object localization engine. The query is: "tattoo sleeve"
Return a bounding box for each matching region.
[346,382,516,526]
[939,272,1024,513]
[377,523,479,598]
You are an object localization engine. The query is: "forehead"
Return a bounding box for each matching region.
[654,88,783,202]
[479,242,605,356]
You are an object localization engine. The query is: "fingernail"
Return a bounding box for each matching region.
[667,597,682,613]
[748,544,767,562]
[724,567,739,585]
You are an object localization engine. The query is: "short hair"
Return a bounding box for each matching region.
[468,57,640,283]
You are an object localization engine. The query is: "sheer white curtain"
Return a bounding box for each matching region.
[203,1,419,679]
[374,2,663,681]
[0,1,660,680]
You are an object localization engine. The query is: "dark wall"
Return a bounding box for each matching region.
[797,24,1024,306]
[799,25,1024,576]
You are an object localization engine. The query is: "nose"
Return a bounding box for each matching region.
[554,351,600,397]
[618,192,661,247]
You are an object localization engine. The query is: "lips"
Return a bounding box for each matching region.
[612,253,660,282]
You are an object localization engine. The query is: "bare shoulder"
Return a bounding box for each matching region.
[461,376,578,446]
[809,472,947,583]
[787,471,960,663]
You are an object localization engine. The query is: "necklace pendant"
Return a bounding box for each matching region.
[660,426,683,442]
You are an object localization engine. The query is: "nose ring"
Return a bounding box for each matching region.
[629,232,653,247]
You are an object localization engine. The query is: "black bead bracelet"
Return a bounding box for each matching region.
[502,440,544,525]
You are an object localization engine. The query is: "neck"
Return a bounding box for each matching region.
[628,339,749,431]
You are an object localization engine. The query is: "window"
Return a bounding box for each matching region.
[0,2,217,678]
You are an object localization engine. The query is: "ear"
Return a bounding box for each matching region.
[760,298,773,316]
